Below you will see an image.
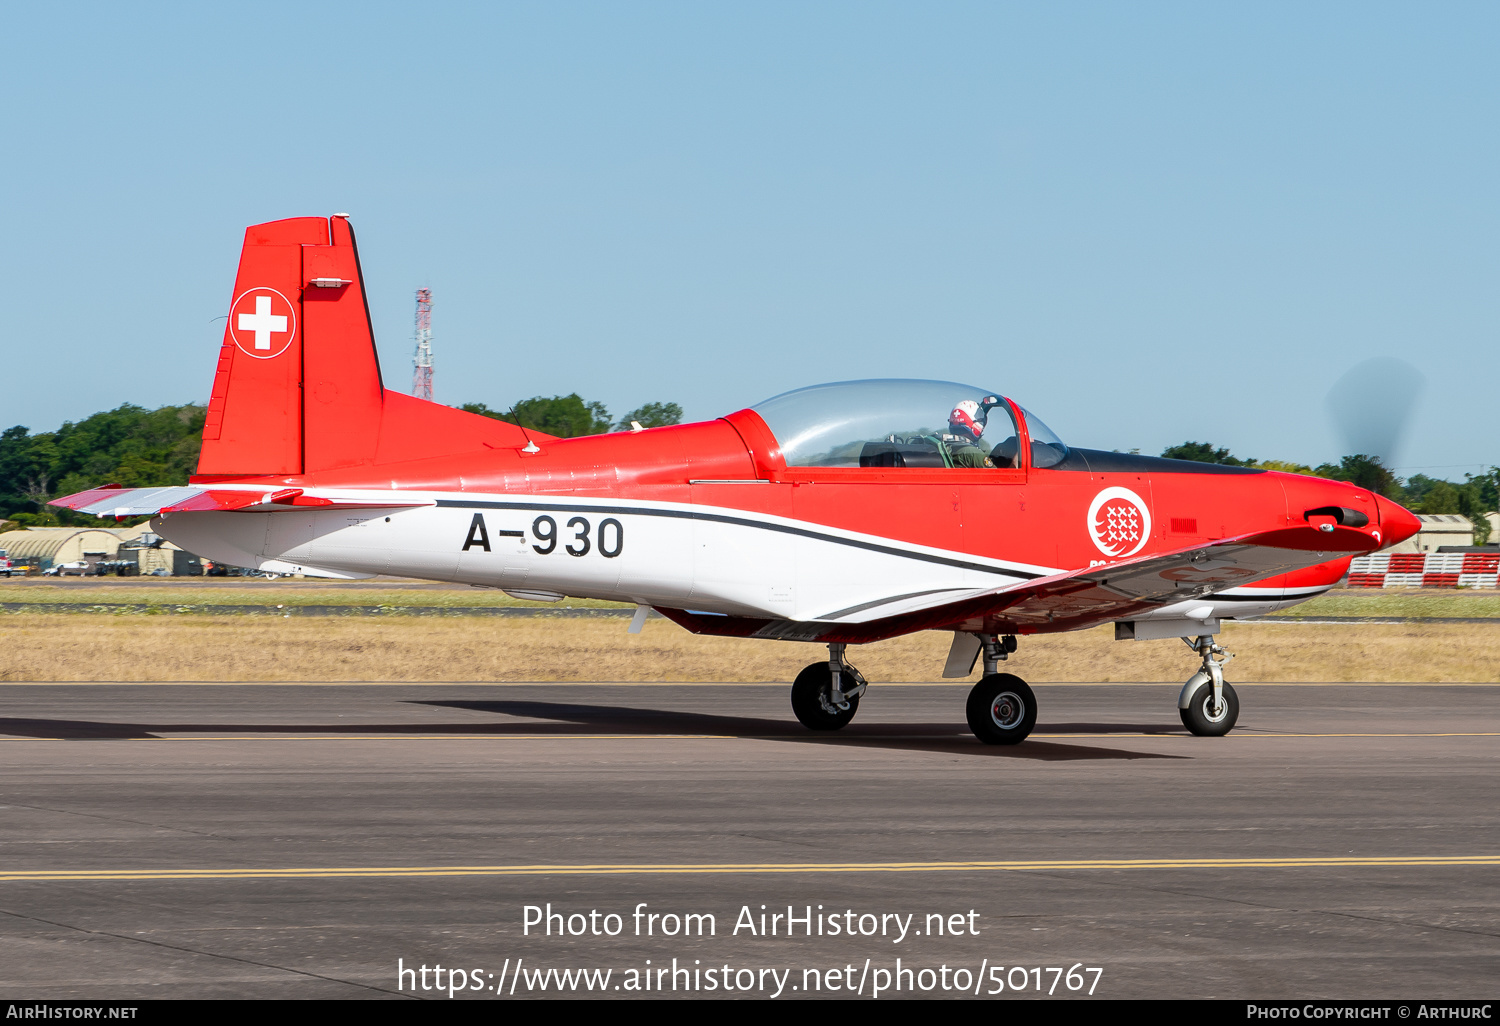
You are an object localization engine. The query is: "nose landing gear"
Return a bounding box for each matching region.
[1179,635,1239,736]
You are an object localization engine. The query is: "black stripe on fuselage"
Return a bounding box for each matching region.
[433,498,1045,580]
[1053,448,1267,475]
[1207,589,1330,603]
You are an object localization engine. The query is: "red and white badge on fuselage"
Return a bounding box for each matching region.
[1088,486,1152,558]
[229,287,297,359]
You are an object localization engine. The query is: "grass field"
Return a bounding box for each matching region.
[1261,590,1500,619]
[0,579,627,608]
[2,581,1498,617]
[1,614,1495,683]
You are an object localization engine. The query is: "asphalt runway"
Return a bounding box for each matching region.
[0,680,1495,1000]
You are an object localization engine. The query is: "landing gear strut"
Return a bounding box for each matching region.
[1179,635,1239,736]
[790,643,867,730]
[965,633,1035,745]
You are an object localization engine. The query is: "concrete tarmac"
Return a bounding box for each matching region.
[0,680,1495,1000]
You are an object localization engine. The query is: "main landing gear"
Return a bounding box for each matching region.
[1179,635,1239,736]
[790,635,1038,744]
[787,632,1239,743]
[964,633,1034,745]
[790,643,868,730]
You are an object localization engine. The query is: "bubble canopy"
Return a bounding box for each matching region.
[750,379,1069,470]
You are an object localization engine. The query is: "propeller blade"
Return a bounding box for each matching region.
[1324,357,1425,466]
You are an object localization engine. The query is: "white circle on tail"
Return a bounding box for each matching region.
[228,287,297,359]
[1087,486,1152,558]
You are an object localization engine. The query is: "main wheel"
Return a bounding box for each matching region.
[790,662,860,730]
[965,673,1037,745]
[1179,680,1239,736]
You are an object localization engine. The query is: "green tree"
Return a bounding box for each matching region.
[616,402,683,430]
[1253,459,1315,475]
[1417,481,1461,514]
[1161,442,1255,466]
[462,396,685,437]
[1311,454,1400,498]
[0,403,206,523]
[462,395,612,438]
[1466,467,1499,513]
[1402,474,1446,508]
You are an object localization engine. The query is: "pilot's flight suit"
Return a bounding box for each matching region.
[941,433,994,468]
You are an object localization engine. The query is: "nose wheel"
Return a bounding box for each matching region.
[1178,635,1239,736]
[1180,679,1239,735]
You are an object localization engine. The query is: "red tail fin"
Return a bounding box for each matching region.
[198,215,534,478]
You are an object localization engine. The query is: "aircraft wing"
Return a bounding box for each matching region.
[927,523,1373,636]
[49,484,433,518]
[659,522,1375,645]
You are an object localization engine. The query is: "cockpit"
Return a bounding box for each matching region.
[751,379,1068,470]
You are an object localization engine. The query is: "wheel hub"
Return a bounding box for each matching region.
[990,692,1024,730]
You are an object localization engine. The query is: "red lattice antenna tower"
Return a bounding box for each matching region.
[412,287,434,401]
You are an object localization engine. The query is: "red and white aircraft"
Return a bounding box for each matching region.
[53,215,1421,744]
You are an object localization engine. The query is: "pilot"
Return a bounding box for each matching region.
[942,400,995,468]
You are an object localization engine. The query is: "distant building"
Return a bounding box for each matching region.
[0,523,203,574]
[0,526,131,570]
[117,528,202,575]
[1386,514,1475,554]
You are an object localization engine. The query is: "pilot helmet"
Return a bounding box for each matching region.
[949,399,986,441]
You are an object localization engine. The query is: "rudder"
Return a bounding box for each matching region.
[198,214,535,480]
[199,216,328,475]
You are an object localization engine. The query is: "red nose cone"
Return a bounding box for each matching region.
[1374,493,1421,548]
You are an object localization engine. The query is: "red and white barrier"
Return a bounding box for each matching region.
[1347,552,1500,588]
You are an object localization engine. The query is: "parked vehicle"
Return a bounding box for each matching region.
[204,562,258,577]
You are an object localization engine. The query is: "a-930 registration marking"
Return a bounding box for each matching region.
[461,512,623,559]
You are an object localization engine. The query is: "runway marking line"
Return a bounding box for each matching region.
[2,681,1498,687]
[0,732,1497,742]
[0,734,735,743]
[2,855,1497,883]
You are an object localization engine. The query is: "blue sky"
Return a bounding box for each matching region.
[2,2,1495,476]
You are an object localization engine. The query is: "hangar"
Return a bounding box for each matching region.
[0,526,130,570]
[0,524,202,574]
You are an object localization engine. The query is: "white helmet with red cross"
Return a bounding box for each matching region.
[948,399,986,441]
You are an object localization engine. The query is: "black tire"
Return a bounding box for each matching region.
[1179,680,1239,737]
[790,662,860,730]
[965,673,1037,745]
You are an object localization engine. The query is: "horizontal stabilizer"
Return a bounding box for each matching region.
[50,484,433,518]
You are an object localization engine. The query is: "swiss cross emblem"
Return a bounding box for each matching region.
[1087,486,1152,558]
[228,287,297,359]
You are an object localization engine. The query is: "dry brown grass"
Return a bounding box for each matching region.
[0,579,626,608]
[0,614,1496,683]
